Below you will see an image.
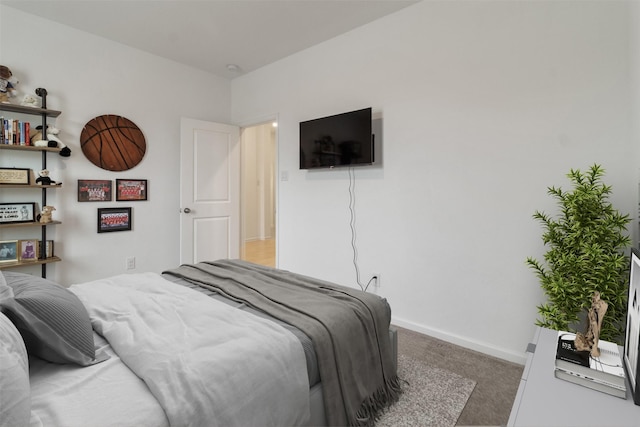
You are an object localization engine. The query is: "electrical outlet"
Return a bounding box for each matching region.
[126,256,135,270]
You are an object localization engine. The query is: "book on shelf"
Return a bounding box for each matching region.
[555,330,627,397]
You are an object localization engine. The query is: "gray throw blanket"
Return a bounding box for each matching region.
[163,260,401,427]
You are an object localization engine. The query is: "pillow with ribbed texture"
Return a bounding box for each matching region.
[0,271,106,366]
[0,309,30,427]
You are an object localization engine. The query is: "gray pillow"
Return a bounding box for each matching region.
[0,271,107,366]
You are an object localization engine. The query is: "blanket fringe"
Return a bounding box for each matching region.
[350,375,404,427]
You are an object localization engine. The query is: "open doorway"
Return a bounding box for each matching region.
[240,121,277,267]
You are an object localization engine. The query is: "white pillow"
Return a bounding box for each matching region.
[0,310,30,427]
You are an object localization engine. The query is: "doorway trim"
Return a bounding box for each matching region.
[238,114,279,268]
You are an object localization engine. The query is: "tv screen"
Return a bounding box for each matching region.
[299,108,373,169]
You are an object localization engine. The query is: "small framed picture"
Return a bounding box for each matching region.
[18,239,38,262]
[98,207,132,233]
[0,240,18,263]
[78,180,112,202]
[0,202,36,224]
[625,248,640,405]
[0,168,30,185]
[116,179,148,201]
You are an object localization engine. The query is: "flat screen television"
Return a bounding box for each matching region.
[299,107,373,170]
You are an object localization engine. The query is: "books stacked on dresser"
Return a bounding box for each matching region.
[554,331,626,399]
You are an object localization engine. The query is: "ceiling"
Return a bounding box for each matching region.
[3,0,418,79]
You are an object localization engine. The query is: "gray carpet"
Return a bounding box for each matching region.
[378,353,476,426]
[393,326,524,426]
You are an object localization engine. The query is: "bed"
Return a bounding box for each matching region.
[0,259,400,427]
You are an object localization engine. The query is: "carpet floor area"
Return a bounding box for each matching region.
[393,326,524,426]
[377,354,476,427]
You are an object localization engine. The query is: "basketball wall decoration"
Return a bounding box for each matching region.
[80,115,146,171]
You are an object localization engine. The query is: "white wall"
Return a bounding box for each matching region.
[231,1,636,363]
[0,6,231,283]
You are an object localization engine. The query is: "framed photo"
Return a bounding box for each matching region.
[18,239,38,262]
[78,180,112,202]
[0,202,36,224]
[625,247,640,405]
[0,240,18,263]
[116,179,148,201]
[0,168,30,185]
[98,207,132,233]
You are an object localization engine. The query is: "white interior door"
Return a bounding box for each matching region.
[180,118,240,264]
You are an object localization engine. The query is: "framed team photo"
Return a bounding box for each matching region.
[78,179,112,202]
[116,179,147,201]
[97,207,132,233]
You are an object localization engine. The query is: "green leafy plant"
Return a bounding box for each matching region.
[526,164,631,343]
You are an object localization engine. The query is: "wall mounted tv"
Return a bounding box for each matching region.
[299,107,373,170]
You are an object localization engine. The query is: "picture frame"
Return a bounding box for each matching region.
[0,202,36,224]
[0,240,18,263]
[625,247,640,406]
[116,179,148,201]
[97,207,132,233]
[18,239,38,262]
[78,180,112,202]
[0,168,30,185]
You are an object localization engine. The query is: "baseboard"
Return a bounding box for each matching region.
[391,316,527,365]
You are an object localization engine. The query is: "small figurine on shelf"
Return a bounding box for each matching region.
[39,205,56,224]
[21,93,40,108]
[0,65,18,103]
[35,169,59,186]
[31,126,71,157]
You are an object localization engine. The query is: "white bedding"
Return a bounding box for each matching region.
[67,272,310,427]
[29,333,170,427]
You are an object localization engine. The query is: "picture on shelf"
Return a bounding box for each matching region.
[97,207,132,233]
[116,179,147,201]
[0,202,36,224]
[0,167,30,185]
[0,240,17,263]
[78,179,112,202]
[18,239,38,262]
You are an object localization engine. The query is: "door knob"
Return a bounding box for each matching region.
[182,208,191,214]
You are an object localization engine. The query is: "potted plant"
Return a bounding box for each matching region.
[527,164,631,343]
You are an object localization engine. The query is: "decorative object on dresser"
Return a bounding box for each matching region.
[554,330,626,398]
[526,164,631,343]
[80,115,146,171]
